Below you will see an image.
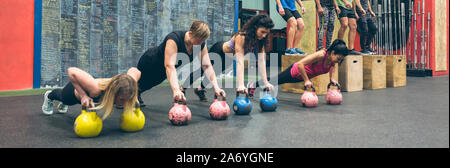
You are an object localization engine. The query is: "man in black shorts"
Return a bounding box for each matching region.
[275,0,307,55]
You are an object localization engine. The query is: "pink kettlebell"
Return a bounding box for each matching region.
[209,94,230,120]
[301,85,319,107]
[326,82,343,105]
[169,99,192,126]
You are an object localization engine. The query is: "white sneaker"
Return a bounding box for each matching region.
[57,103,68,113]
[42,90,54,115]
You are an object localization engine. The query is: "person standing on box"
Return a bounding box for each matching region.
[356,0,377,55]
[335,0,366,55]
[275,0,308,55]
[315,0,338,51]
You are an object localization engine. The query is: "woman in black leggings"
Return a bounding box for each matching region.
[42,67,141,120]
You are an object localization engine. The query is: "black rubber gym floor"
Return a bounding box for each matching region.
[0,76,448,148]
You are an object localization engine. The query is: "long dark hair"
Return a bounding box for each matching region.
[235,14,274,53]
[326,39,349,64]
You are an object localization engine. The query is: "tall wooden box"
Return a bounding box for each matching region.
[363,55,387,90]
[338,55,363,92]
[386,55,407,87]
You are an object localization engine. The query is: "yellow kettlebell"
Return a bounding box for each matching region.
[120,105,145,132]
[74,106,103,138]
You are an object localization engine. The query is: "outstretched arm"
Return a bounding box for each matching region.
[164,39,185,101]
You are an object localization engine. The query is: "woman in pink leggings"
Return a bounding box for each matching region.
[248,39,349,96]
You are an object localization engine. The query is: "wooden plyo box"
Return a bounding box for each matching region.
[338,55,363,92]
[281,55,338,95]
[363,55,387,90]
[386,55,407,87]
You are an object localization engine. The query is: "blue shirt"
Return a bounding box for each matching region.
[277,0,297,11]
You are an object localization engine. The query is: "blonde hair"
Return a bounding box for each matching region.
[190,20,210,41]
[91,74,138,120]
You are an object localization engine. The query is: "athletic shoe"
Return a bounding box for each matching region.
[57,103,68,113]
[285,48,297,55]
[295,48,307,55]
[42,90,54,115]
[194,88,207,102]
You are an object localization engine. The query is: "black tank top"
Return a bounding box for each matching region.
[140,31,206,70]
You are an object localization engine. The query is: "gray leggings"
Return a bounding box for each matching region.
[317,6,336,50]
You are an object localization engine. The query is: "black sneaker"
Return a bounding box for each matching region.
[138,93,146,107]
[349,49,362,55]
[194,88,207,102]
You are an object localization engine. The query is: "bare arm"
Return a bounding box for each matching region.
[275,0,285,16]
[329,64,336,82]
[164,39,183,100]
[354,0,365,14]
[315,0,322,9]
[234,35,247,92]
[126,67,141,82]
[199,45,226,97]
[296,0,306,13]
[367,0,376,18]
[257,46,270,87]
[295,0,303,7]
[275,0,283,8]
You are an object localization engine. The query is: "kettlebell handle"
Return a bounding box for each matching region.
[327,82,341,90]
[174,98,187,105]
[236,91,249,98]
[214,94,227,101]
[263,87,274,94]
[303,85,316,92]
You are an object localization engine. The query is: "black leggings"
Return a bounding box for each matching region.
[48,82,101,105]
[47,82,80,105]
[253,64,303,88]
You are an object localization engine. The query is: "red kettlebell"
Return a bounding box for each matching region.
[169,99,191,126]
[326,82,343,105]
[209,94,230,120]
[301,85,319,107]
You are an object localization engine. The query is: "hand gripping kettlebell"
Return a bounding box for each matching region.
[326,82,343,105]
[209,94,231,120]
[74,106,103,138]
[169,99,192,126]
[259,88,278,112]
[233,91,252,115]
[300,85,319,107]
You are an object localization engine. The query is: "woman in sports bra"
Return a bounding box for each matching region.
[182,14,275,101]
[247,39,349,97]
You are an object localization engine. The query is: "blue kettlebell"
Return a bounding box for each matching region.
[233,91,252,115]
[259,88,278,112]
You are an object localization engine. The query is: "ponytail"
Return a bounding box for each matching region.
[327,39,349,56]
